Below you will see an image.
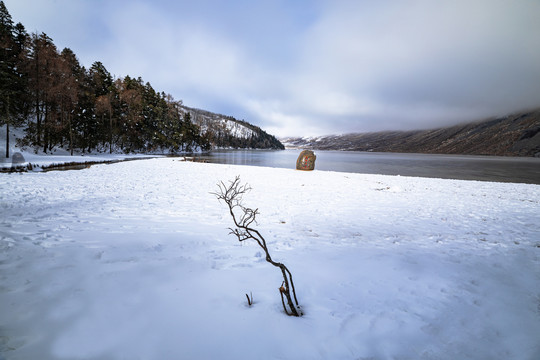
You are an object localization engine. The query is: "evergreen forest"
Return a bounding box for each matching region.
[0,2,283,158]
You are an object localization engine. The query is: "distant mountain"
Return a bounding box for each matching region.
[281,109,540,157]
[181,106,284,150]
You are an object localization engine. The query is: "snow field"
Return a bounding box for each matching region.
[1,158,539,359]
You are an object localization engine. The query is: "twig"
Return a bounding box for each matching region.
[246,292,253,306]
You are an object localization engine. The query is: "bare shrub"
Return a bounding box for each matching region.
[213,176,303,317]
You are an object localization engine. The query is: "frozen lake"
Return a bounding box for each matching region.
[200,149,540,184]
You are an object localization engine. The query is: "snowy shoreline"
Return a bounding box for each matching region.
[1,159,539,359]
[0,149,164,173]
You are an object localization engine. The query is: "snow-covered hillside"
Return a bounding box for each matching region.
[182,106,284,149]
[186,107,256,139]
[1,159,539,359]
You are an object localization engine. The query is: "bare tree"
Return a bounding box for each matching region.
[214,176,303,317]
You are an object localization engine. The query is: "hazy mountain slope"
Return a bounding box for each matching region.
[282,109,540,157]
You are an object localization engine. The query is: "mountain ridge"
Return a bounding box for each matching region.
[281,109,540,157]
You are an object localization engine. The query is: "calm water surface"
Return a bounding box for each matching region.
[199,149,540,185]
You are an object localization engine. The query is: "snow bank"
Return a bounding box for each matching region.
[1,159,539,359]
[1,126,159,172]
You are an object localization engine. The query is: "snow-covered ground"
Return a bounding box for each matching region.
[1,158,539,360]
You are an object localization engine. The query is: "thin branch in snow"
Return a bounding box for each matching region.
[213,176,303,317]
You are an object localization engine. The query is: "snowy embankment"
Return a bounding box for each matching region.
[1,159,539,360]
[1,152,159,172]
[0,126,159,172]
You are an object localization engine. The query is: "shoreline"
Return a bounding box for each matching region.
[1,146,539,185]
[2,153,540,187]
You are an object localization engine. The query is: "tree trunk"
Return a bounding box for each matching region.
[5,96,10,158]
[5,122,9,159]
[109,110,113,154]
[69,113,73,156]
[35,52,41,147]
[43,108,48,153]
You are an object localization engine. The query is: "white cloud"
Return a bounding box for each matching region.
[249,0,540,135]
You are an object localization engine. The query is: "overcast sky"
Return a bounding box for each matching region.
[5,0,540,137]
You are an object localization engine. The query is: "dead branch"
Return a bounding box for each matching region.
[213,176,303,317]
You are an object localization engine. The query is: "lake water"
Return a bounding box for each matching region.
[197,149,540,185]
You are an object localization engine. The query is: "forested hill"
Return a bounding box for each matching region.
[0,1,283,156]
[282,109,540,157]
[181,106,284,150]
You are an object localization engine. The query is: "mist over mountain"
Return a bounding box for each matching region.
[282,109,540,157]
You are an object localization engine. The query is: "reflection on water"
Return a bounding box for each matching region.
[200,149,540,184]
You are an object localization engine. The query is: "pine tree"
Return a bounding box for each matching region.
[181,112,202,152]
[0,1,23,158]
[21,32,61,151]
[57,48,83,154]
[89,62,116,152]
